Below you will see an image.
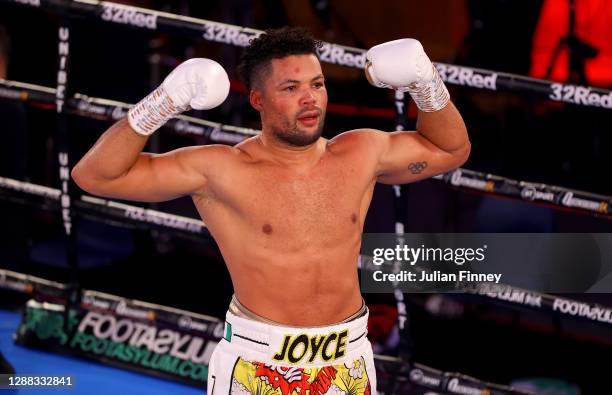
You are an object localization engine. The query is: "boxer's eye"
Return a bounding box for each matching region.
[284,86,296,92]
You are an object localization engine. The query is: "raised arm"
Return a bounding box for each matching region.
[72,118,231,202]
[374,102,469,184]
[71,58,230,202]
[365,38,470,184]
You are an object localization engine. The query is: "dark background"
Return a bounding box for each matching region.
[1,0,611,393]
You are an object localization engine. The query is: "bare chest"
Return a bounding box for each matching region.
[206,159,372,241]
[247,165,361,232]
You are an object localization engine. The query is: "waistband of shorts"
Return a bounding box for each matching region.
[223,307,369,367]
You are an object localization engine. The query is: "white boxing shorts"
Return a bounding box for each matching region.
[207,306,377,395]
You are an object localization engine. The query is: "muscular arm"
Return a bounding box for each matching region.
[375,101,470,184]
[71,118,221,202]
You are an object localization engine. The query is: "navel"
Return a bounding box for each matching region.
[351,213,357,224]
[262,223,273,234]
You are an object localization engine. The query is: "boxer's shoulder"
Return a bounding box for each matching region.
[173,143,246,175]
[328,128,389,154]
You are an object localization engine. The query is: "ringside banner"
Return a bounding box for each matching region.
[14,293,223,387]
[361,233,612,293]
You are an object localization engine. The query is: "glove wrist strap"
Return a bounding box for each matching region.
[127,86,187,136]
[403,64,450,112]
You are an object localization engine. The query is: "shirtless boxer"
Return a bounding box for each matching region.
[72,27,469,395]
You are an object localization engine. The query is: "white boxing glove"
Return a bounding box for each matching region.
[128,58,230,136]
[365,38,449,112]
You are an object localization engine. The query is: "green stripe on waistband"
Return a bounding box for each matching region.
[224,322,232,342]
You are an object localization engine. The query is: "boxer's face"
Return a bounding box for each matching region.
[251,54,327,147]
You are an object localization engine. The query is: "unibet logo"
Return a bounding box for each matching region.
[272,330,348,364]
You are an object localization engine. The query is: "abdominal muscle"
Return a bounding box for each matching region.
[225,242,364,327]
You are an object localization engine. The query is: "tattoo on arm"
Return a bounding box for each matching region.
[408,161,428,174]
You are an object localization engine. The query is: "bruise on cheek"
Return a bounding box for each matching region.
[262,223,273,234]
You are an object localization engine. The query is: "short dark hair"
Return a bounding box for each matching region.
[237,26,322,91]
[0,24,10,61]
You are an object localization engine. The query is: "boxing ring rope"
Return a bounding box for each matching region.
[0,176,208,235]
[0,79,258,143]
[3,0,612,109]
[1,0,611,393]
[3,174,612,329]
[2,78,611,219]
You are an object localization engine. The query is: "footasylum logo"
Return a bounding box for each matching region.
[115,300,154,320]
[174,120,205,136]
[561,192,608,213]
[73,312,216,381]
[409,368,441,387]
[178,315,209,333]
[552,298,612,323]
[23,307,216,382]
[450,170,493,192]
[447,378,488,395]
[210,126,246,144]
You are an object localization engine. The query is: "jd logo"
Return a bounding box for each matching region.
[272,330,348,364]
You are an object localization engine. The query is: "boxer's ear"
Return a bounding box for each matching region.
[249,89,263,112]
